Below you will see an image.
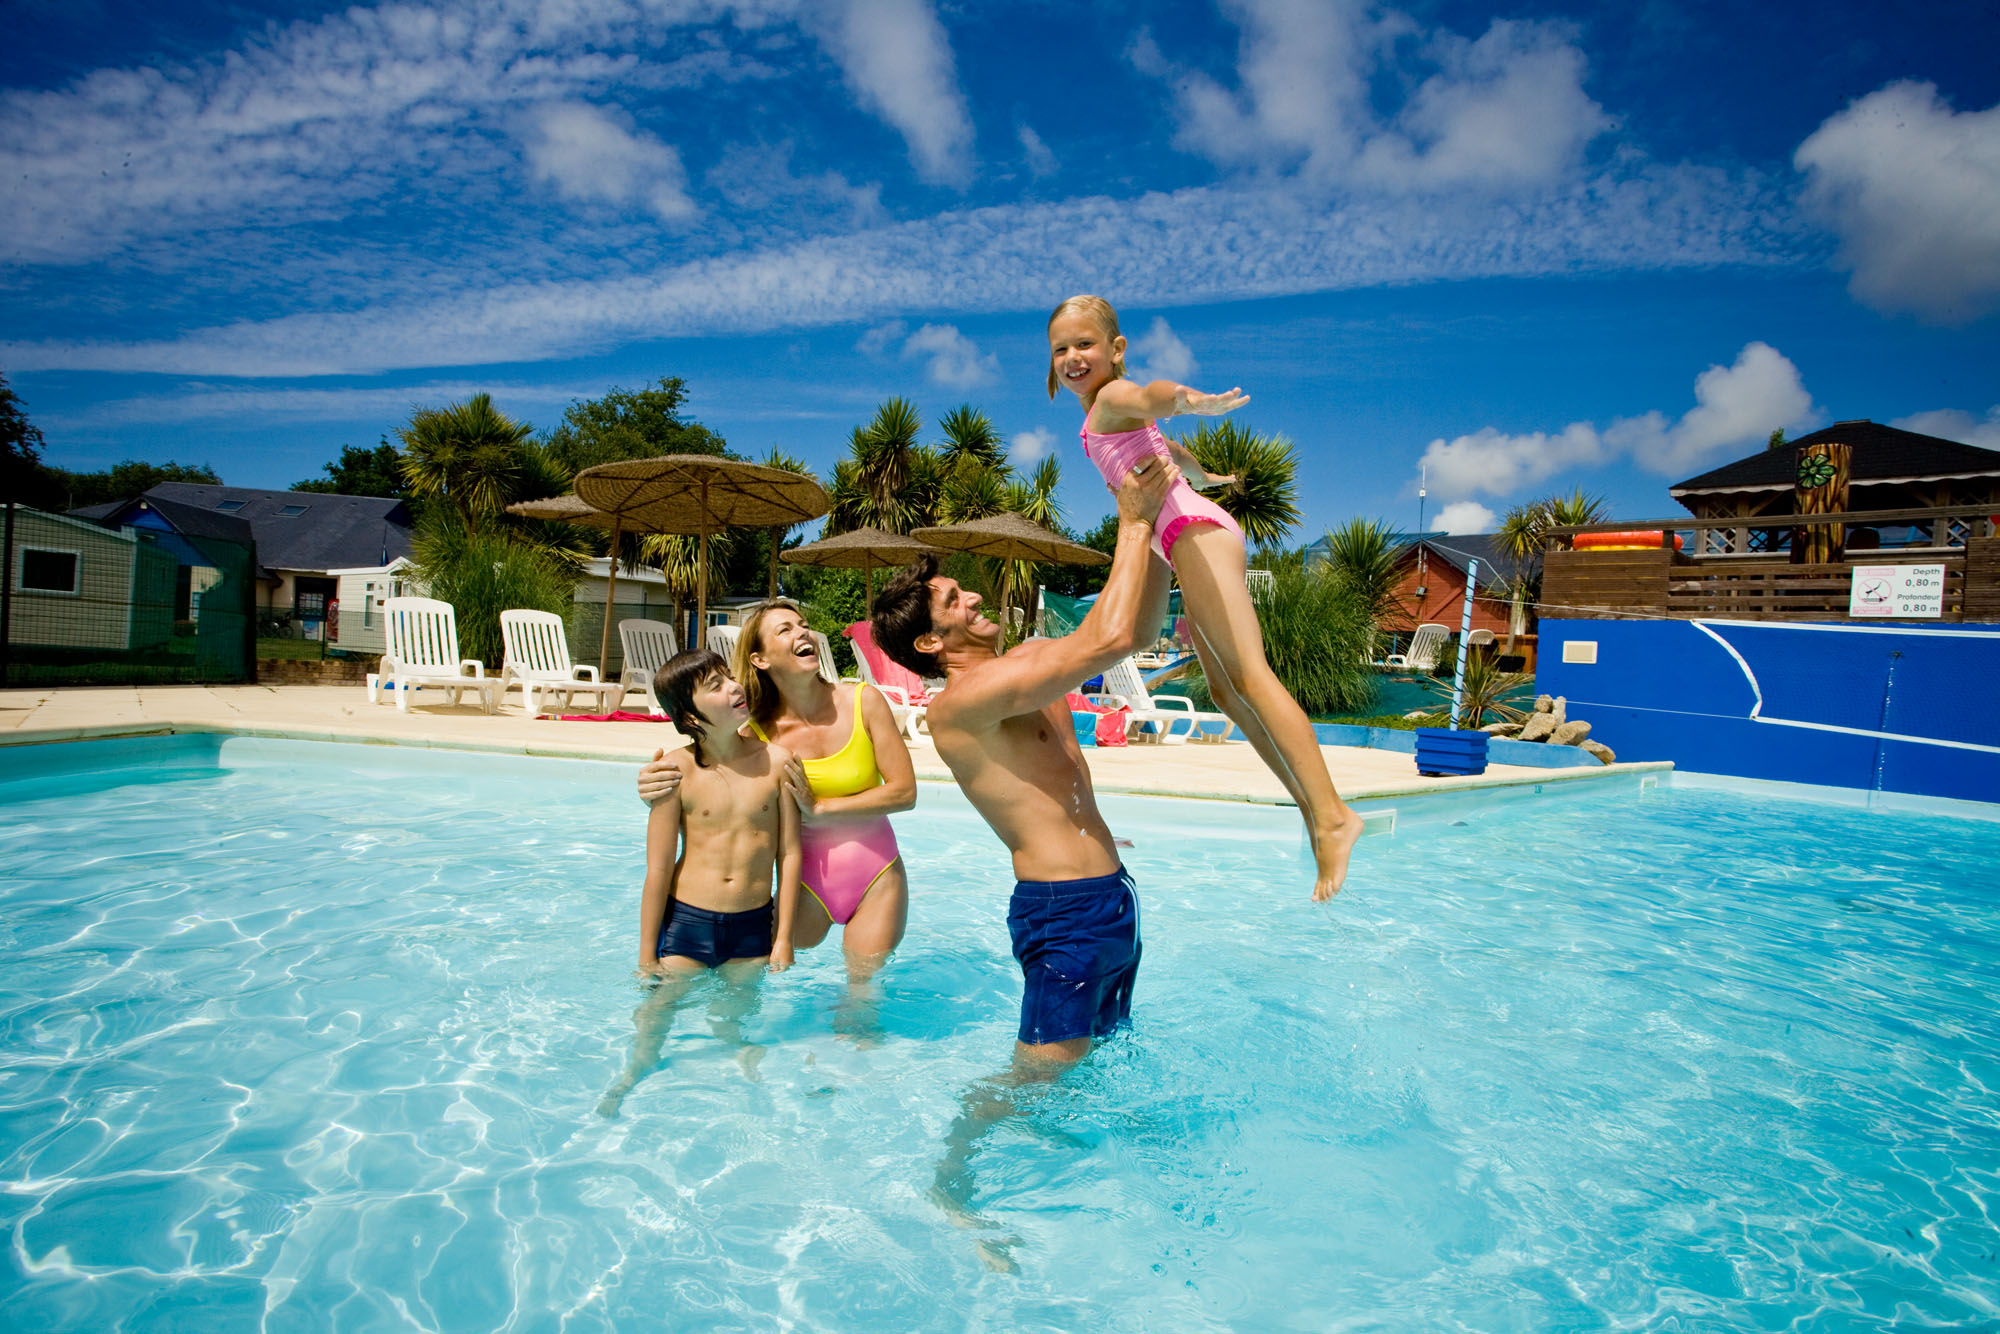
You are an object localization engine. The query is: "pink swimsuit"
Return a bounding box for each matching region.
[1080,421,1244,565]
[750,684,900,925]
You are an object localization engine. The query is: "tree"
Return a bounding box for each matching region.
[1319,517,1404,625]
[1,371,46,498]
[29,459,223,510]
[1767,428,1789,451]
[543,376,730,475]
[1494,487,1608,648]
[1176,420,1302,545]
[293,438,410,497]
[937,405,1007,471]
[397,393,543,535]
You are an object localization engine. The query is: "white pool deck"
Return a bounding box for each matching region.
[0,683,1668,805]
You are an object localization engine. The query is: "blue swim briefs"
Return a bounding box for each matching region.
[656,898,774,969]
[1007,866,1142,1046]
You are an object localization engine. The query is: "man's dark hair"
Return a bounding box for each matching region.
[654,649,730,766]
[872,554,945,679]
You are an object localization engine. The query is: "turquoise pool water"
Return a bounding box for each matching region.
[2,736,1997,1330]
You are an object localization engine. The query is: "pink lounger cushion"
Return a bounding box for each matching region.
[843,622,932,704]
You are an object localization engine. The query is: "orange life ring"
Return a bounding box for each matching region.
[1573,530,1683,551]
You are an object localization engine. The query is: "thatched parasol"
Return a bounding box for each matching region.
[909,512,1108,566]
[575,455,829,648]
[912,512,1108,638]
[780,526,945,613]
[507,493,627,671]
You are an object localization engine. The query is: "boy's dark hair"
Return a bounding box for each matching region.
[872,555,945,679]
[653,649,730,767]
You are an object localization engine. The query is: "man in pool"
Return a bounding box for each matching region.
[871,457,1178,1067]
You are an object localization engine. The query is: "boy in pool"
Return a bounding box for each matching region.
[599,650,801,1115]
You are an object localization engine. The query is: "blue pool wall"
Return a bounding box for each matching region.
[1534,618,2000,803]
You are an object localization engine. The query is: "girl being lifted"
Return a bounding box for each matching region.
[1048,294,1364,899]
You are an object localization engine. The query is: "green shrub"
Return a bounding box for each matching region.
[411,513,574,666]
[1181,561,1378,716]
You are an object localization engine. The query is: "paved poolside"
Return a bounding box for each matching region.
[0,683,1667,804]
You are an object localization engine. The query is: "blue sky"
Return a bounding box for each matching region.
[6,0,1998,540]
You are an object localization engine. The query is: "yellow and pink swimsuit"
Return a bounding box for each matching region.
[750,684,901,925]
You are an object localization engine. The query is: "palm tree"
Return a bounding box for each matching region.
[937,405,1008,472]
[1320,517,1405,626]
[398,393,537,535]
[1177,420,1302,546]
[760,446,815,595]
[1495,487,1608,649]
[862,397,922,532]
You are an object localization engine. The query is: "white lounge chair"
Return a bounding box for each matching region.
[1381,622,1450,672]
[618,618,679,714]
[368,597,498,713]
[499,609,623,715]
[810,630,840,685]
[1093,656,1233,744]
[705,623,741,665]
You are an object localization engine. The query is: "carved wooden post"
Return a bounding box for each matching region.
[1793,441,1851,564]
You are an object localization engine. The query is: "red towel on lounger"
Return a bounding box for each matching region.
[548,710,672,722]
[1065,693,1130,747]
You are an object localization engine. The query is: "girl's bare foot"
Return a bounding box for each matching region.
[1310,808,1366,901]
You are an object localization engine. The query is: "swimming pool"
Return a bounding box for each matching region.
[3,735,1997,1329]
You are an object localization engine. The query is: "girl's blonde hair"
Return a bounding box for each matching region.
[1046,294,1127,399]
[736,598,816,732]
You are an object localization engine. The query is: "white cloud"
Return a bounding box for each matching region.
[1795,81,2000,324]
[521,102,695,221]
[705,141,883,226]
[815,0,973,186]
[1010,427,1056,465]
[1420,422,1605,498]
[1017,124,1057,177]
[901,323,998,388]
[1124,316,1198,384]
[0,0,971,266]
[854,320,907,357]
[1892,406,2000,450]
[1420,342,1819,498]
[1434,500,1496,534]
[1605,341,1817,475]
[38,378,609,430]
[3,172,1793,377]
[1143,0,1610,193]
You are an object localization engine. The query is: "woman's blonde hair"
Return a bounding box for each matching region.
[1046,293,1126,399]
[736,598,817,732]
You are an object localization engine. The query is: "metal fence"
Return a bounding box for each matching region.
[1,503,257,687]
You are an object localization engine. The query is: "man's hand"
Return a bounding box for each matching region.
[1115,460,1180,528]
[637,748,682,806]
[1172,386,1249,418]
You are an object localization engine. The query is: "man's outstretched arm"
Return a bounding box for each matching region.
[943,463,1177,726]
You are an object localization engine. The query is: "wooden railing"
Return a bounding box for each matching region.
[1539,507,2000,624]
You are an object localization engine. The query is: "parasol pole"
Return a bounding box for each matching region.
[599,514,623,676]
[865,557,876,616]
[767,527,781,597]
[695,478,711,650]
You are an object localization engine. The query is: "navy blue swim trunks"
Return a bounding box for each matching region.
[1007,866,1142,1045]
[656,898,774,969]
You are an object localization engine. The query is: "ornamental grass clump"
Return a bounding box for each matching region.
[1182,560,1378,717]
[410,513,574,667]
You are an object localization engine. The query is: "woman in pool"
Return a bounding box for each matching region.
[639,599,914,985]
[1047,293,1365,900]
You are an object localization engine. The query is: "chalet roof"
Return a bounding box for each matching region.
[72,494,256,546]
[1398,532,1530,588]
[1669,420,2000,498]
[76,484,413,572]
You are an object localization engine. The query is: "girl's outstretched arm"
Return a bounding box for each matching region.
[1093,377,1248,422]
